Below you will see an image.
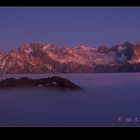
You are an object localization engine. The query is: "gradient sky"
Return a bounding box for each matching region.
[0,7,140,50]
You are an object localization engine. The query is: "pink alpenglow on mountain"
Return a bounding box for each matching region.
[1,41,140,74]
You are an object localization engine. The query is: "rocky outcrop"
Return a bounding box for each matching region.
[0,76,81,91]
[97,45,110,53]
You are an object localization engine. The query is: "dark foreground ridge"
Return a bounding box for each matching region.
[0,76,81,91]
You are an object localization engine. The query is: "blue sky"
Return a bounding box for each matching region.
[0,7,140,50]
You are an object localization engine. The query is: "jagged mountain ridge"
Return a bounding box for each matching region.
[1,41,140,73]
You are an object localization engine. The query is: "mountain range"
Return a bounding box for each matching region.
[1,41,140,74]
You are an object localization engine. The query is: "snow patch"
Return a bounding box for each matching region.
[38,84,42,87]
[42,44,52,50]
[25,48,33,54]
[118,54,127,63]
[118,46,126,52]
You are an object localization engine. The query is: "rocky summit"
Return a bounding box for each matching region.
[1,41,140,73]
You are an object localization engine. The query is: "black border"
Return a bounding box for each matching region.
[0,0,140,6]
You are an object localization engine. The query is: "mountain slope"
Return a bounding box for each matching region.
[1,41,140,73]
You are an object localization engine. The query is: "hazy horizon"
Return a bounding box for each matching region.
[0,7,140,50]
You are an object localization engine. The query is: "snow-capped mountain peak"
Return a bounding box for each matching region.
[1,41,140,74]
